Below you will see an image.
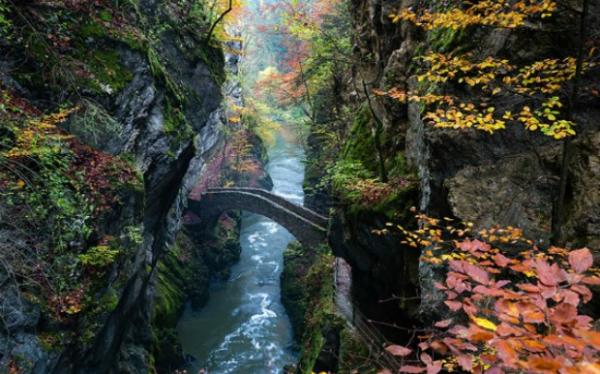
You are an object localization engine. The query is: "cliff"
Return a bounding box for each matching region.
[302,0,600,353]
[0,1,227,372]
[344,0,600,320]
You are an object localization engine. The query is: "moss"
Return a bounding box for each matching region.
[428,27,461,53]
[80,20,105,38]
[281,241,316,339]
[296,249,344,374]
[338,328,378,374]
[342,104,378,173]
[151,231,208,370]
[190,40,226,86]
[153,233,195,327]
[87,48,133,93]
[148,46,186,103]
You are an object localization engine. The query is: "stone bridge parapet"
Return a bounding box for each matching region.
[187,188,328,248]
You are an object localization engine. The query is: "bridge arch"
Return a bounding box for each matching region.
[186,188,328,248]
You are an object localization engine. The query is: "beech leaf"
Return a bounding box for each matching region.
[444,300,462,311]
[457,355,473,371]
[568,248,593,273]
[463,263,490,285]
[471,316,497,331]
[399,365,426,373]
[385,344,412,357]
[434,318,453,328]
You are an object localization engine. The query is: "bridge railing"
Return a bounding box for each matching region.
[206,187,329,228]
[193,190,328,235]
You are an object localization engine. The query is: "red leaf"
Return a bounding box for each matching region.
[575,315,593,329]
[473,285,505,297]
[444,300,462,311]
[517,283,540,293]
[434,319,453,328]
[496,322,523,337]
[548,303,577,325]
[399,365,426,373]
[420,353,433,365]
[582,276,600,285]
[559,289,580,306]
[457,355,473,371]
[430,340,448,354]
[571,284,592,303]
[426,361,442,374]
[569,248,593,273]
[493,253,511,267]
[464,263,490,285]
[534,259,566,286]
[449,260,466,273]
[385,344,412,357]
[457,239,492,254]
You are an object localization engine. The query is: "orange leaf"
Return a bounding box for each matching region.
[577,329,600,350]
[522,309,545,324]
[517,283,540,293]
[494,340,518,366]
[525,356,563,372]
[523,339,546,352]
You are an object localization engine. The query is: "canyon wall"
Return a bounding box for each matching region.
[0,1,232,372]
[303,0,600,345]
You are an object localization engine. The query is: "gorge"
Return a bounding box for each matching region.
[1,1,600,374]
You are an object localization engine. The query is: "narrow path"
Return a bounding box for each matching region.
[333,258,403,372]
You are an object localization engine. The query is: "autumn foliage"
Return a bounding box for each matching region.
[379,0,599,140]
[383,215,600,373]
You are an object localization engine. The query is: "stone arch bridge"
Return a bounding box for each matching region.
[187,187,328,247]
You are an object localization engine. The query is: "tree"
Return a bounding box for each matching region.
[378,0,598,241]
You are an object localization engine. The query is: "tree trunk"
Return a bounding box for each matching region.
[206,0,233,44]
[552,0,589,244]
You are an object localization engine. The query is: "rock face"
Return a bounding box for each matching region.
[0,2,228,372]
[310,0,600,329]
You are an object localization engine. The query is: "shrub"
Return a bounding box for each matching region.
[78,245,120,268]
[385,215,600,373]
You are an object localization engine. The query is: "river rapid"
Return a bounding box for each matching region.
[177,130,305,373]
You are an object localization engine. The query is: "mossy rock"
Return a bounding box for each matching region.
[281,241,317,339]
[337,328,378,374]
[342,105,378,173]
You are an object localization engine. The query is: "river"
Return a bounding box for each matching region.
[177,130,304,373]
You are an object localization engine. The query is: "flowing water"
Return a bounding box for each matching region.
[177,131,304,373]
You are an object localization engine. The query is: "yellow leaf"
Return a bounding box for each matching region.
[471,316,497,331]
